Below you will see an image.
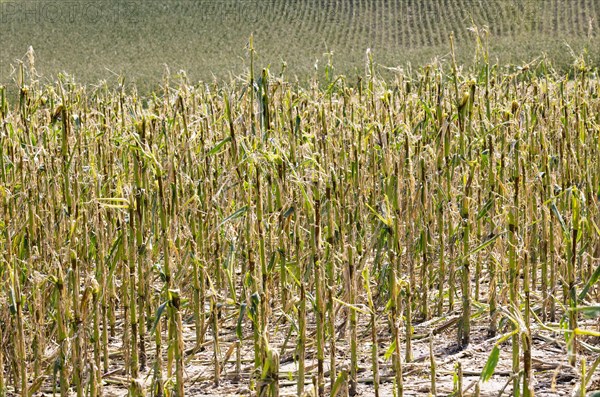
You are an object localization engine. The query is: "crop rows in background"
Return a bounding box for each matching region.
[301,0,599,49]
[1,0,599,93]
[0,44,599,396]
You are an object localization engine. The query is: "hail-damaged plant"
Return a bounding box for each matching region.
[0,43,599,397]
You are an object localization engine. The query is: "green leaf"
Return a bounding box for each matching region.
[267,252,277,274]
[219,205,248,227]
[570,306,600,319]
[549,202,568,234]
[248,292,261,324]
[476,198,494,220]
[466,233,501,259]
[384,339,397,360]
[261,349,274,380]
[149,302,167,334]
[481,345,500,382]
[8,286,17,315]
[282,206,295,219]
[362,267,375,309]
[330,370,348,397]
[578,263,600,301]
[207,136,232,157]
[294,115,301,135]
[236,303,246,340]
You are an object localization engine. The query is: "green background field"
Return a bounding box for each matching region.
[1,0,599,91]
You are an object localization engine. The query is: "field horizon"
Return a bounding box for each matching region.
[2,0,599,94]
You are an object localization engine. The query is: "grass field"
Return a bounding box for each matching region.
[1,0,599,92]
